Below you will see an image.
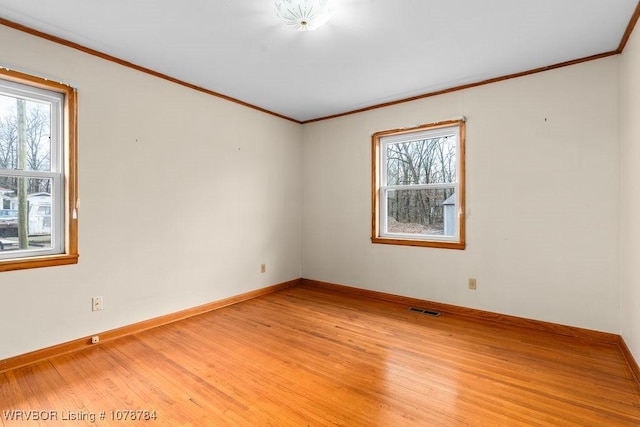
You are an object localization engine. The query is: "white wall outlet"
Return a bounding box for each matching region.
[91,335,100,344]
[261,263,266,273]
[468,278,477,290]
[92,296,103,311]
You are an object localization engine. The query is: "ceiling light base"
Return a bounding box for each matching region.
[274,0,332,31]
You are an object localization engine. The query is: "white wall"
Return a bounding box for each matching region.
[621,25,640,362]
[302,58,621,333]
[0,21,631,362]
[0,25,302,360]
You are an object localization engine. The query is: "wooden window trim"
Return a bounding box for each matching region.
[0,68,78,271]
[371,119,465,249]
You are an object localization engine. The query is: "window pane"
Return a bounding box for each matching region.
[0,94,52,172]
[0,178,53,253]
[385,135,456,185]
[386,188,456,236]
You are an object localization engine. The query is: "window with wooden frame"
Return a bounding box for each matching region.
[372,119,465,249]
[0,68,78,271]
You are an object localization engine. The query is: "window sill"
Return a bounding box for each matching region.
[371,236,465,250]
[0,254,79,272]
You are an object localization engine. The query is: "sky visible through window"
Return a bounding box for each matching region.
[0,95,14,116]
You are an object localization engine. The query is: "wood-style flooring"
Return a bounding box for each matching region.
[1,284,640,426]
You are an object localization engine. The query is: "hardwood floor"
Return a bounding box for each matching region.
[2,284,640,426]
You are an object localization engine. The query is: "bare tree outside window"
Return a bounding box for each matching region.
[385,136,456,234]
[0,92,54,250]
[0,95,51,192]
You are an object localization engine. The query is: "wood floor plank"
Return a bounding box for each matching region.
[1,284,639,425]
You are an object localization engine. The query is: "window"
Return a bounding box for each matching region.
[0,69,78,271]
[371,119,465,249]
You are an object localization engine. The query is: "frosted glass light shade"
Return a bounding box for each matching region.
[274,0,332,31]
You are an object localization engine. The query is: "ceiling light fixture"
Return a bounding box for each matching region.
[274,0,332,31]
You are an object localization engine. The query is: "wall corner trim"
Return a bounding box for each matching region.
[4,276,638,391]
[301,278,640,387]
[301,278,620,343]
[0,278,301,374]
[617,1,640,53]
[0,18,301,124]
[619,336,640,386]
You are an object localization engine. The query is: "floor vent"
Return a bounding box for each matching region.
[409,307,441,317]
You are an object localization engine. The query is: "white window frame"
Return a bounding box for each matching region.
[372,119,465,250]
[0,68,78,271]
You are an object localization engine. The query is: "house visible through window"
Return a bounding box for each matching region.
[371,119,465,249]
[0,69,78,270]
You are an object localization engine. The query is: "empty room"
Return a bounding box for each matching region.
[1,0,640,425]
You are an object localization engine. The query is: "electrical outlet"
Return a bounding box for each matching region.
[261,263,266,273]
[92,296,103,311]
[468,278,477,290]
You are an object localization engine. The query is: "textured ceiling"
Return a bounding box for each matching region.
[0,0,638,122]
